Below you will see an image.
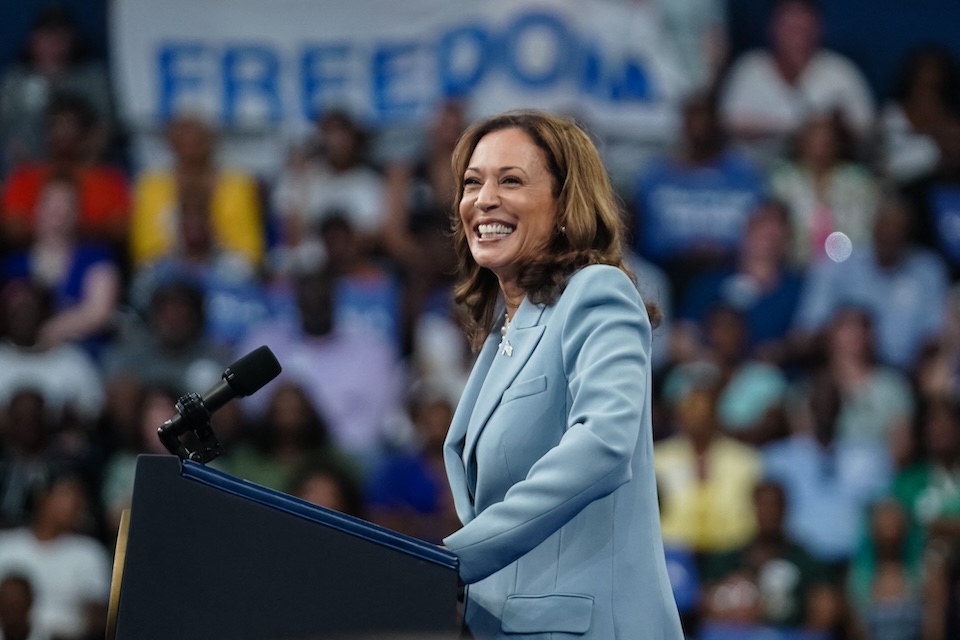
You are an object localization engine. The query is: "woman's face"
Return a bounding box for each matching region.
[35,181,78,238]
[459,127,558,288]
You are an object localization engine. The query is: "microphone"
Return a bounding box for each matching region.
[158,346,282,462]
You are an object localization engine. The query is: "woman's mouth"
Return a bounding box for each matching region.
[476,223,516,240]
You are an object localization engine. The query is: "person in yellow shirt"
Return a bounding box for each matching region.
[129,115,264,269]
[655,369,761,553]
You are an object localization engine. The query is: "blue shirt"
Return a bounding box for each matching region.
[633,150,764,263]
[793,247,948,369]
[681,266,804,349]
[763,434,892,561]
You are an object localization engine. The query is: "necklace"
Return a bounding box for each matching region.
[498,311,513,357]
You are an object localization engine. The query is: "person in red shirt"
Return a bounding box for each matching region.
[1,92,129,251]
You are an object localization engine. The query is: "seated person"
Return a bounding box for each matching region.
[2,174,120,357]
[128,181,269,348]
[679,199,804,361]
[631,90,764,290]
[655,372,761,554]
[1,92,129,250]
[129,114,264,270]
[702,480,840,633]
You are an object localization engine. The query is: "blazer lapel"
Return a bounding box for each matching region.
[462,298,547,470]
[444,329,499,522]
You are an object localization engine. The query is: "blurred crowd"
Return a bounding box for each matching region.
[0,1,958,639]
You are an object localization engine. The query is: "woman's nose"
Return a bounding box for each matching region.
[475,180,499,210]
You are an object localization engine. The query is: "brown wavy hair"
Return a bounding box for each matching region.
[450,110,661,350]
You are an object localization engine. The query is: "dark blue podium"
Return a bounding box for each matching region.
[108,455,460,639]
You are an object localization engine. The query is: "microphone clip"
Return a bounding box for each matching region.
[157,392,224,464]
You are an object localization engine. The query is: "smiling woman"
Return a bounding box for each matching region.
[442,110,682,639]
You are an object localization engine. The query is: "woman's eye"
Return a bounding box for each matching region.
[502,176,521,185]
[463,177,480,186]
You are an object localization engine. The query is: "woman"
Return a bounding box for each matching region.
[129,114,264,270]
[769,110,879,266]
[2,174,119,356]
[442,111,683,639]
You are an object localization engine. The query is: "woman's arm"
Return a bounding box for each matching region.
[39,262,120,347]
[444,267,651,583]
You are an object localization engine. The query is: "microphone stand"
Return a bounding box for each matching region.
[157,392,224,463]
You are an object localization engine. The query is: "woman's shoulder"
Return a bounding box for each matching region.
[567,263,632,286]
[561,264,643,311]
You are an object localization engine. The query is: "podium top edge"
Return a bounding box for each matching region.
[162,456,459,570]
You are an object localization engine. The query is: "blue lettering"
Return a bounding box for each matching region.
[221,45,282,124]
[436,26,490,97]
[610,58,652,101]
[300,44,351,121]
[372,43,420,119]
[157,42,209,121]
[501,12,574,88]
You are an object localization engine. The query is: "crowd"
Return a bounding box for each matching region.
[0,1,957,639]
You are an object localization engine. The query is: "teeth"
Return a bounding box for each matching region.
[478,223,515,237]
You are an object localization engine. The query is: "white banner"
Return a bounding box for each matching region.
[110,0,690,174]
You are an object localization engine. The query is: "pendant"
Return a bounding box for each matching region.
[498,336,513,357]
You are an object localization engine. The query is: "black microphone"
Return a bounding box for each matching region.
[158,346,282,462]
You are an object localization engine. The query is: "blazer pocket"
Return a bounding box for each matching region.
[501,375,547,404]
[501,593,594,634]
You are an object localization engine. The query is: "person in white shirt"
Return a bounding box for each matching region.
[719,0,875,167]
[0,473,111,640]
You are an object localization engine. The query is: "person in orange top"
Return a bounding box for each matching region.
[128,115,264,270]
[1,93,129,250]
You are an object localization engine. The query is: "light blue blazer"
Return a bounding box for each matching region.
[443,265,683,639]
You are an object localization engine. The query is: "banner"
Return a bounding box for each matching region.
[110,0,690,172]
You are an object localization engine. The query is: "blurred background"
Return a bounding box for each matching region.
[0,0,958,639]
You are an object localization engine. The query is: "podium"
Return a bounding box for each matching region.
[109,455,460,639]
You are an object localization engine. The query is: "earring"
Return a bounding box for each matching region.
[559,225,566,235]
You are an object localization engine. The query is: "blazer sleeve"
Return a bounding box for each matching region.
[443,266,651,584]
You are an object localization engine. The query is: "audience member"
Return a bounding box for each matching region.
[719,0,875,166]
[0,391,71,531]
[791,194,948,371]
[879,45,960,185]
[319,215,402,351]
[98,385,177,534]
[679,199,804,359]
[270,109,386,274]
[0,573,48,640]
[289,457,365,518]
[127,180,269,347]
[220,381,337,494]
[632,90,764,289]
[2,175,119,357]
[382,101,462,353]
[901,118,960,278]
[655,373,761,553]
[0,5,114,172]
[847,499,924,640]
[763,373,892,564]
[236,268,402,466]
[365,379,459,544]
[770,110,879,266]
[0,472,110,640]
[701,480,840,633]
[811,307,914,460]
[912,284,960,406]
[890,396,960,640]
[664,306,788,445]
[129,114,264,270]
[0,281,103,423]
[0,93,128,250]
[101,281,231,433]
